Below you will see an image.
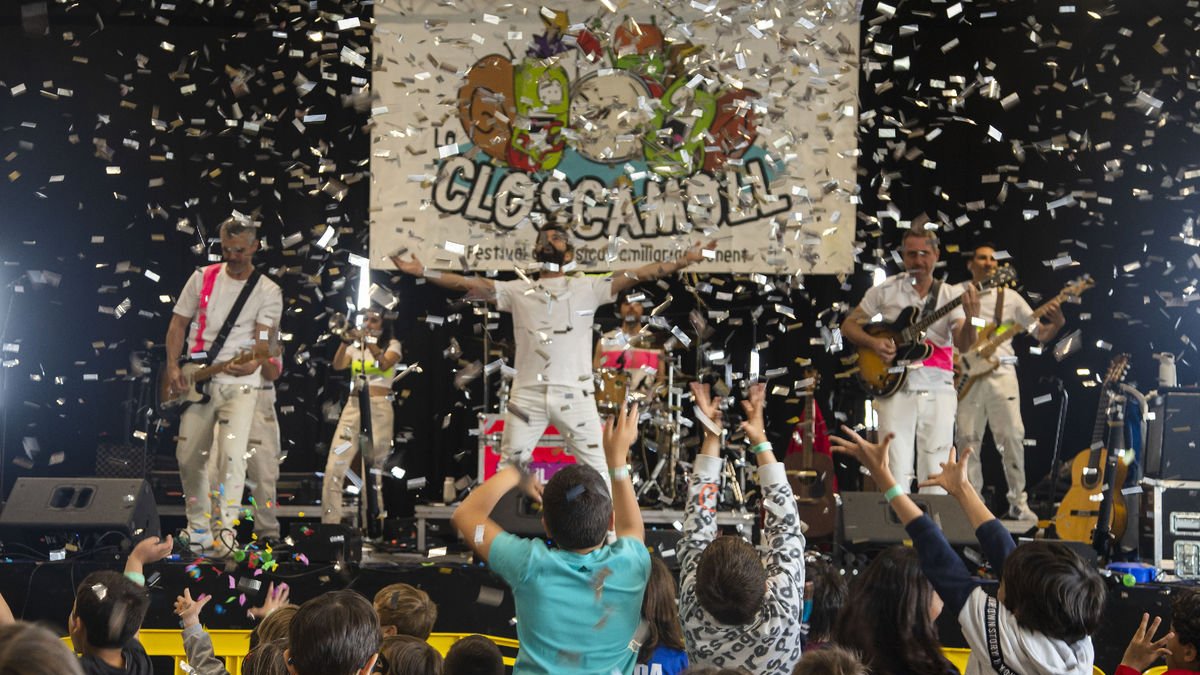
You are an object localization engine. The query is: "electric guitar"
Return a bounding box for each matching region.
[159,343,281,418]
[1054,354,1131,543]
[955,276,1094,400]
[784,371,837,538]
[855,266,1016,398]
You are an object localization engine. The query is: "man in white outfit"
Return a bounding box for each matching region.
[956,244,1064,520]
[841,226,977,493]
[166,220,282,554]
[391,225,710,498]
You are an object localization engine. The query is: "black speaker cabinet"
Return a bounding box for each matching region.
[0,477,160,545]
[839,491,978,547]
[489,488,546,538]
[1144,389,1200,481]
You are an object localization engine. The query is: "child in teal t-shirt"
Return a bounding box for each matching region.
[452,404,651,675]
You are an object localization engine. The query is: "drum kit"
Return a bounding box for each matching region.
[487,354,693,507]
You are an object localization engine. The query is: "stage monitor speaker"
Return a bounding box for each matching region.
[1144,389,1200,481]
[840,491,977,547]
[288,523,363,564]
[0,477,160,545]
[490,488,546,538]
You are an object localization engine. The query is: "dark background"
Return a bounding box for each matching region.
[0,0,1197,518]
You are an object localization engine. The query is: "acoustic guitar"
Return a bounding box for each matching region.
[159,343,281,418]
[784,372,836,538]
[1054,354,1131,543]
[855,266,1016,398]
[954,276,1094,400]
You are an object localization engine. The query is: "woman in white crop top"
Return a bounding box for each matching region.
[321,309,402,526]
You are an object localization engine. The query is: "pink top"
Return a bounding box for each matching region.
[598,348,660,371]
[924,343,955,372]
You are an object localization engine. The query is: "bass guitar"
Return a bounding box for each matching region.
[955,276,1093,400]
[784,371,836,538]
[1054,354,1131,543]
[159,343,280,418]
[855,266,1016,398]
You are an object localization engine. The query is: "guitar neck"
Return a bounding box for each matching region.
[975,289,1068,353]
[901,287,967,342]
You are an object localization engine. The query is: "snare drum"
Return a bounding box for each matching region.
[595,368,630,414]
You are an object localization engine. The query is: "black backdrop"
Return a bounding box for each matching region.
[0,0,1197,514]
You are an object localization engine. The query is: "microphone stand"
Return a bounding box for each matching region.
[0,274,24,507]
[355,334,382,540]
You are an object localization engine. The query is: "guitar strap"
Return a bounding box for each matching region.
[920,279,942,321]
[994,287,1005,325]
[191,269,262,366]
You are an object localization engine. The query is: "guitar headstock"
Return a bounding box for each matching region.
[1061,275,1095,299]
[801,367,821,394]
[1103,353,1130,386]
[980,265,1018,290]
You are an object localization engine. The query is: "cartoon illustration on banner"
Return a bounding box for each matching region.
[370,3,860,274]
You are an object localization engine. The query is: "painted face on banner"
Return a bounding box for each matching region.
[568,71,652,164]
[457,54,516,163]
[703,88,761,172]
[508,61,570,172]
[645,77,717,177]
[612,21,667,90]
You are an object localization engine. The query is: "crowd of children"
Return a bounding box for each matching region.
[0,385,1198,675]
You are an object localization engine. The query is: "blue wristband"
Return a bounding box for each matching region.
[883,484,905,502]
[750,441,773,455]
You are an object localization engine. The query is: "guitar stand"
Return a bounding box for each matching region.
[1039,378,1070,515]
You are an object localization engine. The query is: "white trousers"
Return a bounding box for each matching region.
[176,383,258,540]
[321,395,394,525]
[499,385,607,483]
[955,369,1027,508]
[874,388,957,494]
[205,387,281,538]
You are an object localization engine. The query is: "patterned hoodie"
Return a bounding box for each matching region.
[678,455,807,675]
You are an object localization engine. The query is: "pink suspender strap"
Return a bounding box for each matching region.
[190,264,224,355]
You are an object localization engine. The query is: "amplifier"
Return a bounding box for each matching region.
[839,492,977,548]
[1144,389,1200,481]
[1139,479,1200,578]
[288,522,362,564]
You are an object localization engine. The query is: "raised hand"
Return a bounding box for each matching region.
[390,253,425,277]
[248,581,290,620]
[602,402,640,468]
[130,535,174,567]
[830,425,893,480]
[689,382,723,437]
[173,588,212,628]
[738,382,767,443]
[682,240,717,265]
[1120,613,1172,671]
[918,446,973,496]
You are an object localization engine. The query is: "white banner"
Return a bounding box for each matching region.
[370,1,860,274]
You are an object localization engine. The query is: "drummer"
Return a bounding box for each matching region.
[593,290,665,397]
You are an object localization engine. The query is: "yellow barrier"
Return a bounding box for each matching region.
[942,647,1106,675]
[68,629,519,675]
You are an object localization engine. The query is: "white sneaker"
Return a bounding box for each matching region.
[1005,504,1037,521]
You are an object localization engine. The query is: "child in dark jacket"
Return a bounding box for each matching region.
[832,430,1106,675]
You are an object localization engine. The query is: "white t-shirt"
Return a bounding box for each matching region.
[173,264,283,386]
[956,282,1037,375]
[495,274,616,391]
[858,273,964,391]
[345,339,403,387]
